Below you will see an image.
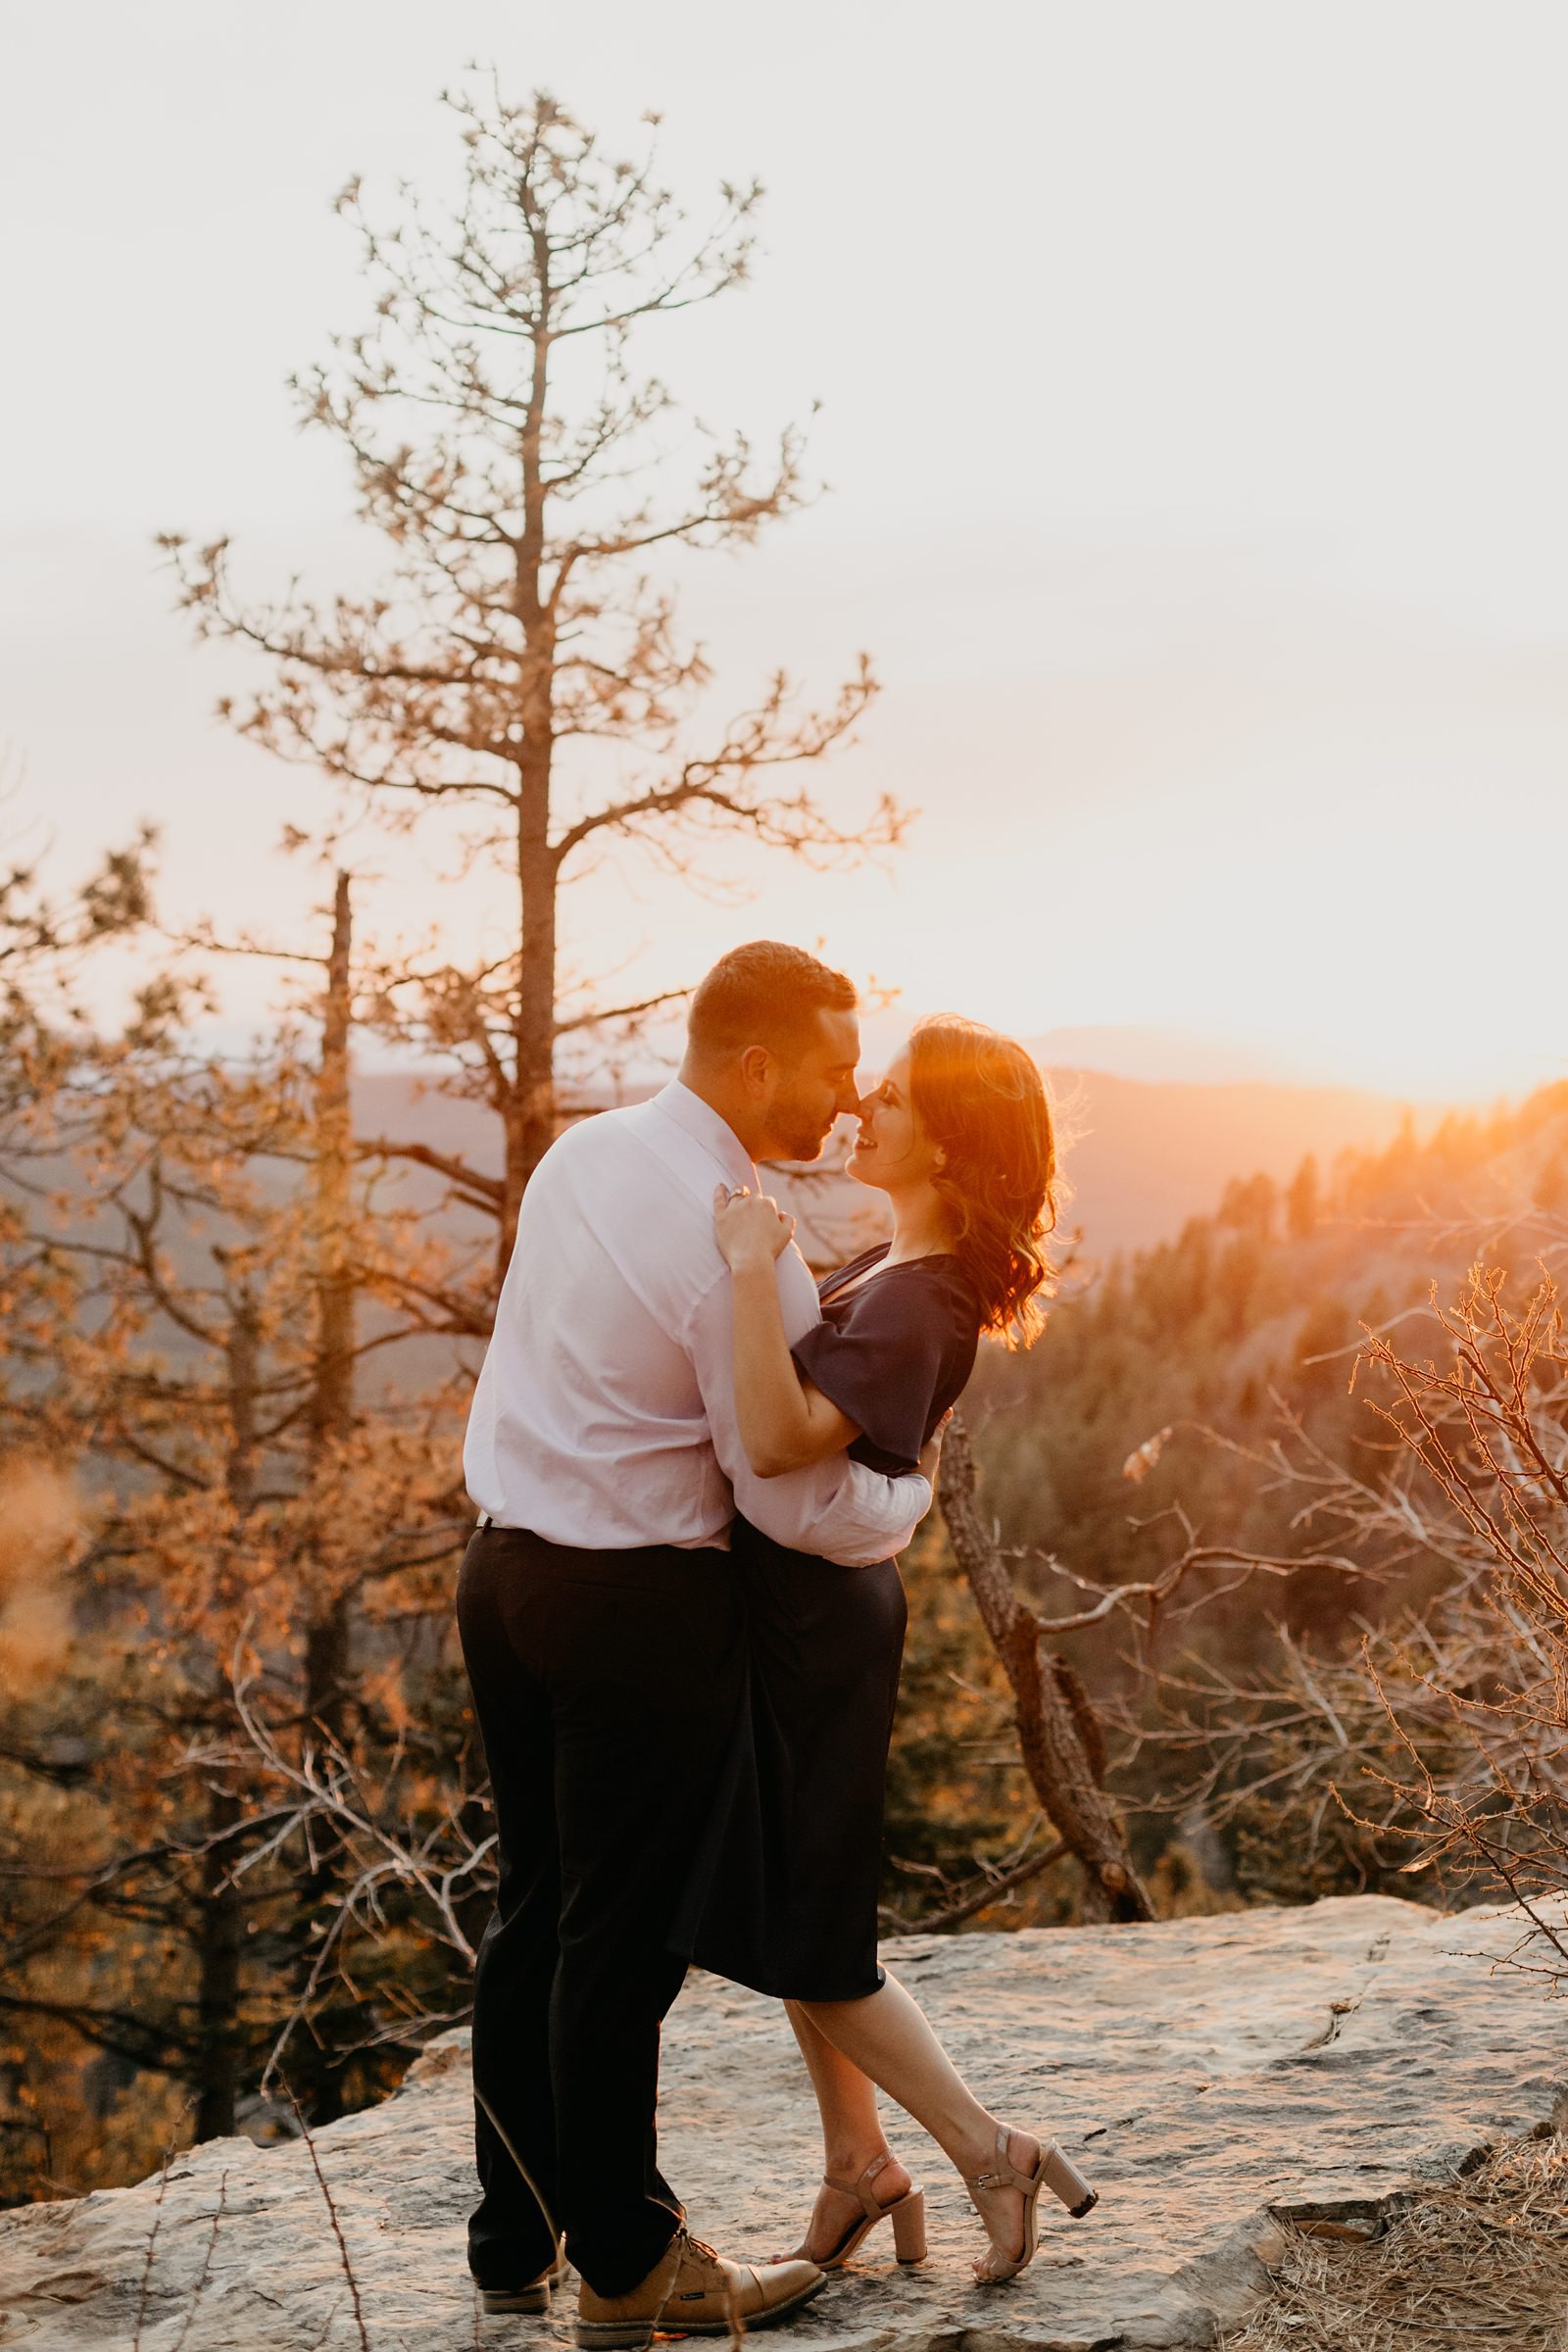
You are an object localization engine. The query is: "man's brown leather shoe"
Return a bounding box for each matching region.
[575,2230,825,2348]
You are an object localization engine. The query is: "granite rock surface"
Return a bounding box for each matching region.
[2,1895,1564,2352]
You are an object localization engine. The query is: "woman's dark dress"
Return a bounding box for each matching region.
[674,1245,980,2001]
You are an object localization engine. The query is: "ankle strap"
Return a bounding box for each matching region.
[822,2153,893,2216]
[967,2128,1035,2193]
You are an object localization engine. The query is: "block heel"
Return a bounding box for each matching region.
[890,2185,927,2265]
[967,2127,1099,2284]
[780,2153,927,2269]
[1041,2140,1098,2220]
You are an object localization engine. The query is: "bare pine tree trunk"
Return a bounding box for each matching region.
[503,800,557,1277]
[196,1310,263,2138]
[293,877,361,2121]
[305,872,355,1739]
[497,318,560,1281]
[310,871,355,1457]
[193,1784,243,2142]
[938,1411,1154,1925]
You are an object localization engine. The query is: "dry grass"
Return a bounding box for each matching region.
[1224,2131,1568,2352]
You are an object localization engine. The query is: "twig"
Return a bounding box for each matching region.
[170,2170,228,2352]
[881,1838,1069,1934]
[130,2142,175,2352]
[291,2094,371,2352]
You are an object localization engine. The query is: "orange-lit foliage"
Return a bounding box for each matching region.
[0,883,479,2201]
[914,1084,1568,1916]
[6,77,923,2203]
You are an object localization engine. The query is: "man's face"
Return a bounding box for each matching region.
[758,1007,861,1163]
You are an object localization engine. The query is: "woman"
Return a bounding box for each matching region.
[678,1016,1097,2285]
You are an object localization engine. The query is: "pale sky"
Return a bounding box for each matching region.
[4,2,1566,1099]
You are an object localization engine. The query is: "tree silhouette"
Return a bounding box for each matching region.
[165,80,903,1298]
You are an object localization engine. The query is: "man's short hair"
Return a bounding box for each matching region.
[688,941,858,1061]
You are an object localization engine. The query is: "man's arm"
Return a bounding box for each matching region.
[685,1273,931,1566]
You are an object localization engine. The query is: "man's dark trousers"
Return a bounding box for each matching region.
[457,1524,745,2299]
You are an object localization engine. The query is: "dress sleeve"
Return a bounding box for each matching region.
[791,1274,956,1469]
[683,1269,931,1566]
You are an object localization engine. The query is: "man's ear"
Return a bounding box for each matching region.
[737,1043,774,1099]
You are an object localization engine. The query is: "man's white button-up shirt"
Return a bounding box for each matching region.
[463,1082,930,1566]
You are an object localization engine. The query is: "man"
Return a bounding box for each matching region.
[458,942,932,2349]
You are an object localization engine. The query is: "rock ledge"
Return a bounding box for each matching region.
[3,1895,1564,2351]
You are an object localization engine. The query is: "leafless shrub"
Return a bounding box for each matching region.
[218,1647,495,2089]
[933,1407,1364,1924]
[1343,1266,1568,1971]
[1130,1254,1568,1966]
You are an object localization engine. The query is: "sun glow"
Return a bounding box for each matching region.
[4,3,1567,1104]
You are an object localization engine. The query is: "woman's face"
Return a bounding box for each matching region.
[847,1048,943,1195]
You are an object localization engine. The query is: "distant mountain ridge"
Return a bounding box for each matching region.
[1027,1025,1298,1085]
[1039,1065,1429,1255]
[351,1062,1436,1259]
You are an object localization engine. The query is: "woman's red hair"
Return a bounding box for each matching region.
[907,1016,1058,1346]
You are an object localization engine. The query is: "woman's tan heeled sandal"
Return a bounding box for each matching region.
[966,2130,1098,2283]
[782,2153,928,2269]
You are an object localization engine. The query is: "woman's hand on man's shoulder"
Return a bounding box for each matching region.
[713,1183,797,1274]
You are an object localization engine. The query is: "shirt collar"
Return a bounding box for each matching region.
[653,1082,758,1194]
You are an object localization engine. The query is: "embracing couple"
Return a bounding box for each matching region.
[457,942,1097,2345]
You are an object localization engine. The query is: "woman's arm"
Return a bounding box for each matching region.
[713,1186,861,1477]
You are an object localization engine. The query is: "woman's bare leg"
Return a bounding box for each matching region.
[796,1969,1039,2277]
[785,2002,887,2174]
[780,2002,912,2261]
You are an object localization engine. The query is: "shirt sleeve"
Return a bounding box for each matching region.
[683,1267,932,1567]
[791,1275,953,1471]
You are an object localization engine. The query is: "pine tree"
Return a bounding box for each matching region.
[165,81,903,1300]
[1286,1152,1320,1238]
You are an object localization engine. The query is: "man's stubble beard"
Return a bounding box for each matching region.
[766,1082,834,1166]
[772,1122,830,1165]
